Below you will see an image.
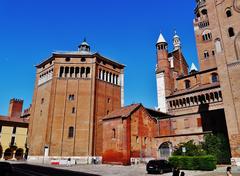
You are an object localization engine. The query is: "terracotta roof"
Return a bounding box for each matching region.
[145,108,171,120]
[36,52,125,69]
[167,82,220,98]
[0,116,29,124]
[103,104,141,120]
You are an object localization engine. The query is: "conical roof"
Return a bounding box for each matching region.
[190,63,198,72]
[157,33,167,44]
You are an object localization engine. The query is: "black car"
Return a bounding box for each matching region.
[146,159,173,174]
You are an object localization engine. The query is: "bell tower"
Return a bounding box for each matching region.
[173,31,181,51]
[156,33,171,113]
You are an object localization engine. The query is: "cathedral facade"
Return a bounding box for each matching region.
[155,0,240,165]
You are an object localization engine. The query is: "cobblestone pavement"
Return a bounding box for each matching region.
[9,160,240,176]
[52,164,237,176]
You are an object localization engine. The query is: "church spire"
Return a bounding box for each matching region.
[157,33,167,44]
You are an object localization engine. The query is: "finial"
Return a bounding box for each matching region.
[83,37,86,42]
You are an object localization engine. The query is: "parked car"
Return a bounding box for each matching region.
[146,159,173,174]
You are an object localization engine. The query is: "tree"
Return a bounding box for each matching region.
[172,140,205,156]
[202,134,230,164]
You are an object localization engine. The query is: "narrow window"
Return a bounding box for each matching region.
[72,107,76,114]
[40,110,42,116]
[112,128,116,139]
[107,98,111,103]
[0,125,2,133]
[212,50,215,56]
[144,137,147,145]
[215,38,222,53]
[185,80,191,89]
[136,136,139,144]
[212,73,219,83]
[228,27,235,37]
[171,120,177,130]
[68,127,74,138]
[41,98,44,104]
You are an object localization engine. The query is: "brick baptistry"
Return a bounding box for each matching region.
[28,40,125,162]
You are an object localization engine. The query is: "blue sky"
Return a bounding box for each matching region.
[0,0,198,115]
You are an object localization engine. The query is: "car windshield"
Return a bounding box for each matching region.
[148,160,165,164]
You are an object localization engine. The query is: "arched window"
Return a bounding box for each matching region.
[185,80,191,89]
[65,67,69,77]
[75,67,80,78]
[228,27,235,37]
[144,137,147,145]
[202,30,212,41]
[112,128,116,139]
[80,67,85,78]
[136,136,139,144]
[201,9,208,15]
[215,38,222,53]
[68,94,75,101]
[204,51,209,58]
[70,67,74,77]
[226,8,232,17]
[211,73,219,83]
[68,127,74,138]
[99,69,102,79]
[59,66,64,77]
[86,67,91,78]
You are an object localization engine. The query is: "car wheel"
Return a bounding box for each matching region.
[159,169,164,174]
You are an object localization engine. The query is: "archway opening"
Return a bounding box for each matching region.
[158,142,172,159]
[4,148,13,160]
[15,148,24,160]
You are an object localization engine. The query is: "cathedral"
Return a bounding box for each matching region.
[28,0,240,166]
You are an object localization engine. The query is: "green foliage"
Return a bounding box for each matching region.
[172,140,205,156]
[202,134,231,164]
[172,134,231,164]
[169,155,216,171]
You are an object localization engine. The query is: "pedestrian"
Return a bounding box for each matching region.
[172,167,180,176]
[180,171,185,176]
[67,157,71,167]
[226,166,232,176]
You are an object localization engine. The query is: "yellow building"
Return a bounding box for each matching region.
[0,99,29,160]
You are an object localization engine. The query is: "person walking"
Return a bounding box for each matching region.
[67,158,71,167]
[226,166,232,176]
[172,167,180,176]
